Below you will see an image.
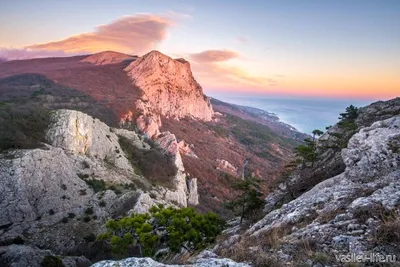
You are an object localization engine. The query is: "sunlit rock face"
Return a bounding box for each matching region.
[0,109,201,255]
[155,131,189,207]
[46,109,133,172]
[81,51,136,66]
[125,50,213,123]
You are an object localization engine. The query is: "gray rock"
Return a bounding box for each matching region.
[219,115,400,265]
[187,178,199,205]
[91,253,251,267]
[0,245,90,267]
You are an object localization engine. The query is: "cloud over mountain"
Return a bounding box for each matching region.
[188,49,267,89]
[27,14,174,55]
[0,48,79,61]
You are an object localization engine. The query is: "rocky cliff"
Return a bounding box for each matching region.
[214,98,400,266]
[0,109,199,265]
[125,51,213,121]
[122,51,213,138]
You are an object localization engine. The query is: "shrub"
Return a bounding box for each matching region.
[224,177,265,224]
[99,200,106,207]
[84,216,91,222]
[41,255,64,267]
[0,103,50,152]
[79,189,87,196]
[85,179,106,192]
[67,213,76,219]
[114,189,122,195]
[61,217,68,224]
[83,233,97,243]
[98,205,225,258]
[49,209,55,215]
[85,207,94,215]
[375,218,400,244]
[109,185,116,191]
[118,136,177,189]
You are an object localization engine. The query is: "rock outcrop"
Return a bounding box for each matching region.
[215,107,400,265]
[0,109,199,256]
[216,159,238,176]
[187,178,200,206]
[125,51,213,123]
[0,245,91,267]
[92,250,250,267]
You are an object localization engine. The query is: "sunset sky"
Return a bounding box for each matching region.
[0,0,399,99]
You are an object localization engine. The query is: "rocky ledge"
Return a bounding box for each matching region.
[216,113,400,265]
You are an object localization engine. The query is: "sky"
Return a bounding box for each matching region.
[0,0,399,99]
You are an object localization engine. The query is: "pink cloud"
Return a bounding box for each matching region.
[27,14,174,55]
[0,48,81,61]
[190,50,239,63]
[187,50,268,89]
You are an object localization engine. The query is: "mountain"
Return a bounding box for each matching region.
[213,97,400,266]
[125,51,213,121]
[0,51,303,217]
[81,51,137,66]
[0,50,305,266]
[1,49,398,266]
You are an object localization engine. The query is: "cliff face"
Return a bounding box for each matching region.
[124,51,213,129]
[0,109,198,258]
[214,98,400,266]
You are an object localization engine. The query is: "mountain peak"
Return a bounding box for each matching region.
[81,51,136,65]
[124,51,213,123]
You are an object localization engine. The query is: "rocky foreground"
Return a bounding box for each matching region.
[0,109,201,265]
[215,98,400,266]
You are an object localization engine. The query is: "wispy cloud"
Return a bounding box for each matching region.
[188,49,268,89]
[27,14,174,55]
[0,48,80,61]
[190,50,238,63]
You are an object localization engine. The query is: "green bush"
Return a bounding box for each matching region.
[83,233,97,243]
[118,136,177,189]
[41,255,64,267]
[85,207,94,215]
[0,103,50,152]
[98,205,225,258]
[225,177,266,224]
[84,179,106,192]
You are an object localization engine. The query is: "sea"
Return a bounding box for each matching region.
[208,93,377,134]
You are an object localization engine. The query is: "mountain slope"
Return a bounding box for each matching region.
[214,97,400,266]
[0,51,303,217]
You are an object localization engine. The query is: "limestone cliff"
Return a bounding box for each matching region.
[125,51,213,123]
[0,109,199,258]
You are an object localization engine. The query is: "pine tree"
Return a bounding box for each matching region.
[225,177,265,224]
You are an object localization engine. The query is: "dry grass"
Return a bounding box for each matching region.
[353,203,396,223]
[375,217,400,244]
[219,241,285,267]
[316,207,346,224]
